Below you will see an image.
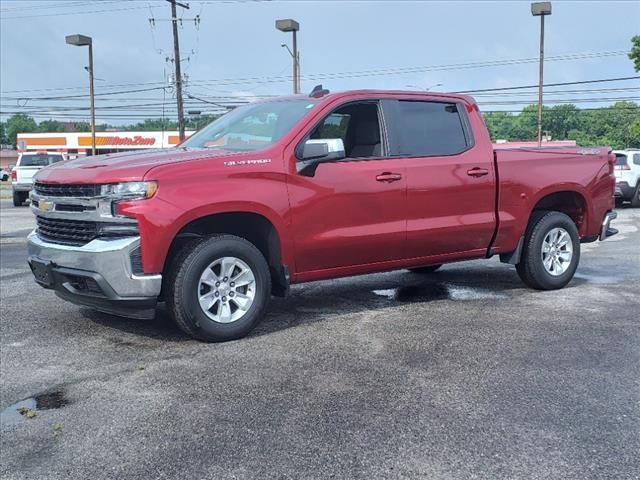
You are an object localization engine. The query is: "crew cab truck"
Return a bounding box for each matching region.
[28,89,618,342]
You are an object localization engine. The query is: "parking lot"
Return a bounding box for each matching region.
[1,198,639,479]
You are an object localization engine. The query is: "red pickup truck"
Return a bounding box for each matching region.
[28,89,618,341]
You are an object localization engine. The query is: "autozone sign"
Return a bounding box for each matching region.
[79,135,156,147]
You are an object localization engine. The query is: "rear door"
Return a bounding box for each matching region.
[383,98,496,258]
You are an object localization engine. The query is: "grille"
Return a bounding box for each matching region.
[65,275,105,297]
[36,216,98,246]
[130,246,144,274]
[34,183,101,198]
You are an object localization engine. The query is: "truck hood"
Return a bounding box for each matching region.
[34,148,240,184]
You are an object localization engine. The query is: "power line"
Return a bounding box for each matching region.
[0,86,169,102]
[1,4,150,20]
[0,0,125,12]
[0,51,631,95]
[456,76,640,94]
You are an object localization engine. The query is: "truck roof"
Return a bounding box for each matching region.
[267,89,477,106]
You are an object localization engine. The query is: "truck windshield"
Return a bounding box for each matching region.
[181,99,319,151]
[19,154,64,167]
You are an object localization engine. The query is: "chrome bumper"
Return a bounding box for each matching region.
[27,231,162,298]
[12,183,33,192]
[599,211,618,241]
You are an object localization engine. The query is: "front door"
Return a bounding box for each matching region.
[287,100,407,275]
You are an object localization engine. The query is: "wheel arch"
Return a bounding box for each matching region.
[163,209,289,297]
[528,187,591,237]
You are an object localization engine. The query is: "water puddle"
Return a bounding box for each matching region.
[574,273,623,285]
[372,283,506,302]
[1,390,68,425]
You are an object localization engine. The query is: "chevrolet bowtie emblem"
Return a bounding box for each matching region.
[38,200,53,212]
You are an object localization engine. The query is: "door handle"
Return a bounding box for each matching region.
[376,172,402,183]
[466,167,489,178]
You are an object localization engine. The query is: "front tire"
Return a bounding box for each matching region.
[516,211,580,290]
[167,235,271,342]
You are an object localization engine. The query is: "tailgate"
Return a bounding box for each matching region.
[15,167,40,184]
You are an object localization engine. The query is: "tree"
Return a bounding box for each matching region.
[482,111,516,141]
[629,35,640,72]
[38,119,66,133]
[5,114,38,147]
[127,118,178,132]
[546,104,580,139]
[0,122,7,144]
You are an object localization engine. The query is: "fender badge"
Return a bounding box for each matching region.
[224,159,272,167]
[577,148,600,155]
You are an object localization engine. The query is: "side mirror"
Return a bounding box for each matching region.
[302,138,345,161]
[298,138,345,176]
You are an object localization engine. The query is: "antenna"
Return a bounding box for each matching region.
[309,85,329,98]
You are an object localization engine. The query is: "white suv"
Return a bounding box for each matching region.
[613,149,640,208]
[12,151,66,206]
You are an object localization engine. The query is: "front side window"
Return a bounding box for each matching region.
[19,154,64,167]
[394,101,469,157]
[308,102,382,158]
[181,99,318,152]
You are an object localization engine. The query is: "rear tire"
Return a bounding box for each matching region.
[631,185,640,208]
[409,264,442,274]
[516,211,580,290]
[167,235,271,342]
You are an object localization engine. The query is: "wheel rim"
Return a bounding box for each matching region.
[197,256,256,324]
[541,227,573,276]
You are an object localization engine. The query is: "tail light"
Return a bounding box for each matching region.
[608,153,616,175]
[10,170,17,181]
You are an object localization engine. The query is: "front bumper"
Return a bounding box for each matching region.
[599,211,618,241]
[27,232,162,319]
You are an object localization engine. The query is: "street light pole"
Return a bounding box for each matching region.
[276,19,300,94]
[292,28,299,94]
[88,42,96,156]
[65,34,96,156]
[531,2,552,147]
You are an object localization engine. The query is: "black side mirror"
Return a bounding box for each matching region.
[298,138,346,176]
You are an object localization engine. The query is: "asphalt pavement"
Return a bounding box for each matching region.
[1,198,639,480]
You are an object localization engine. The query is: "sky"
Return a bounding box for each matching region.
[0,0,639,125]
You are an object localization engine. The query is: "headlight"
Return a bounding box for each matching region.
[101,181,158,200]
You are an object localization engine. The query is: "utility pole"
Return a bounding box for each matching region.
[168,0,189,141]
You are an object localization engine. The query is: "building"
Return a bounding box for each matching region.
[16,130,195,157]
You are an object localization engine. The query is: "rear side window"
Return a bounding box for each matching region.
[634,153,640,166]
[19,154,64,167]
[394,101,470,156]
[615,154,628,167]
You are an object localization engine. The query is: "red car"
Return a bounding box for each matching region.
[28,89,617,341]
